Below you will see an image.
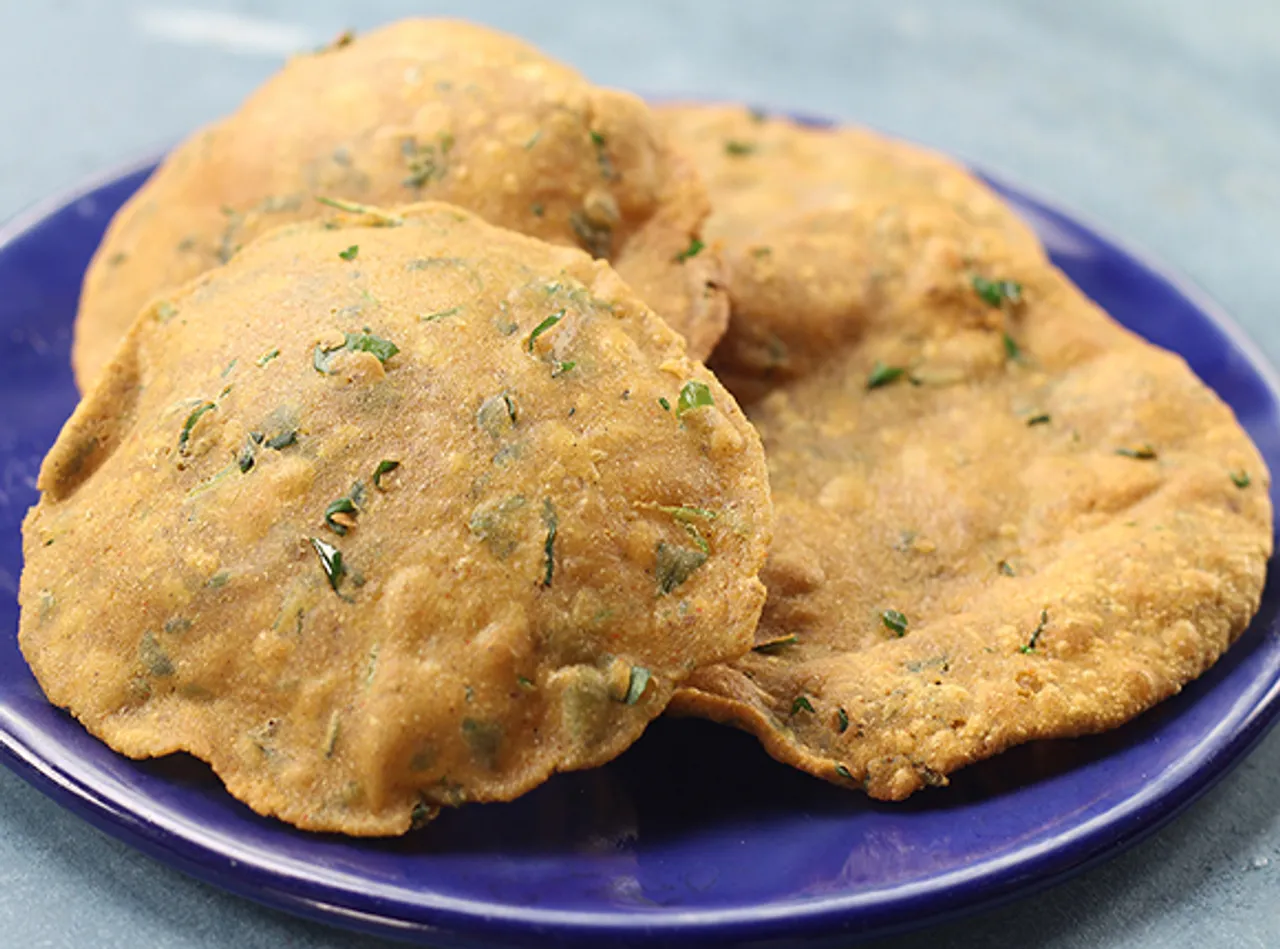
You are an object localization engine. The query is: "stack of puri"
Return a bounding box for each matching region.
[16,20,1271,836]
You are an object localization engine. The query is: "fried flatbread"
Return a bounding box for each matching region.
[72,20,726,389]
[21,203,770,834]
[664,107,1272,800]
[659,103,1041,404]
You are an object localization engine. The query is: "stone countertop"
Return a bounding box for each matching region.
[0,1,1277,946]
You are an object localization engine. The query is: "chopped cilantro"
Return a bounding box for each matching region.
[623,666,651,705]
[972,275,1023,308]
[791,695,814,715]
[256,348,279,366]
[139,631,174,678]
[570,210,612,257]
[882,609,908,636]
[1026,413,1051,426]
[372,459,400,489]
[420,306,461,323]
[866,361,906,390]
[1231,469,1252,489]
[753,634,799,654]
[310,537,346,593]
[837,707,849,733]
[1020,609,1049,654]
[314,196,403,226]
[655,541,707,595]
[835,764,855,781]
[527,310,565,352]
[674,237,705,262]
[1002,332,1022,361]
[998,560,1016,577]
[676,380,714,417]
[338,245,359,261]
[658,397,671,412]
[177,402,217,454]
[725,139,756,156]
[264,430,297,450]
[324,497,358,536]
[1116,444,1157,460]
[314,331,400,372]
[540,499,557,588]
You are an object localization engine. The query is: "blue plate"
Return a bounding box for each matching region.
[0,152,1278,949]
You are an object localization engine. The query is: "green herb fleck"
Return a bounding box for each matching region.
[177,402,217,454]
[338,244,359,262]
[401,132,455,188]
[139,631,174,678]
[972,275,1023,308]
[623,666,651,705]
[221,358,238,378]
[674,237,705,262]
[589,129,614,179]
[791,695,815,715]
[461,718,502,768]
[1002,332,1023,362]
[1231,469,1252,489]
[324,497,358,536]
[324,711,341,758]
[998,560,1016,577]
[867,361,906,390]
[882,609,908,636]
[206,571,230,589]
[725,139,757,156]
[420,306,461,323]
[676,380,714,417]
[570,210,612,257]
[469,495,527,558]
[524,129,542,150]
[658,397,671,412]
[527,310,565,352]
[477,391,519,438]
[540,499,558,588]
[531,202,545,217]
[310,537,346,593]
[314,330,400,372]
[655,540,707,595]
[410,798,437,829]
[1026,413,1051,426]
[551,360,577,377]
[256,348,279,367]
[315,196,403,226]
[1116,444,1157,460]
[1020,609,1049,654]
[373,459,400,489]
[517,675,536,690]
[835,764,855,781]
[753,634,799,654]
[265,430,297,451]
[751,246,772,258]
[837,707,849,733]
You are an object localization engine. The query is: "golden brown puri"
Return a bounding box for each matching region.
[72,19,726,389]
[658,104,1042,403]
[667,184,1272,801]
[22,203,771,835]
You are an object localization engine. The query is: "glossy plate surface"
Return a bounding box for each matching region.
[0,154,1277,949]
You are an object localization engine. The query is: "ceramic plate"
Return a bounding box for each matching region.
[0,149,1277,949]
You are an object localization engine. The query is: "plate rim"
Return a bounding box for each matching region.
[1,147,1278,948]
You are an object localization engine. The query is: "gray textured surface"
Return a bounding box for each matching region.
[1,1,1278,946]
